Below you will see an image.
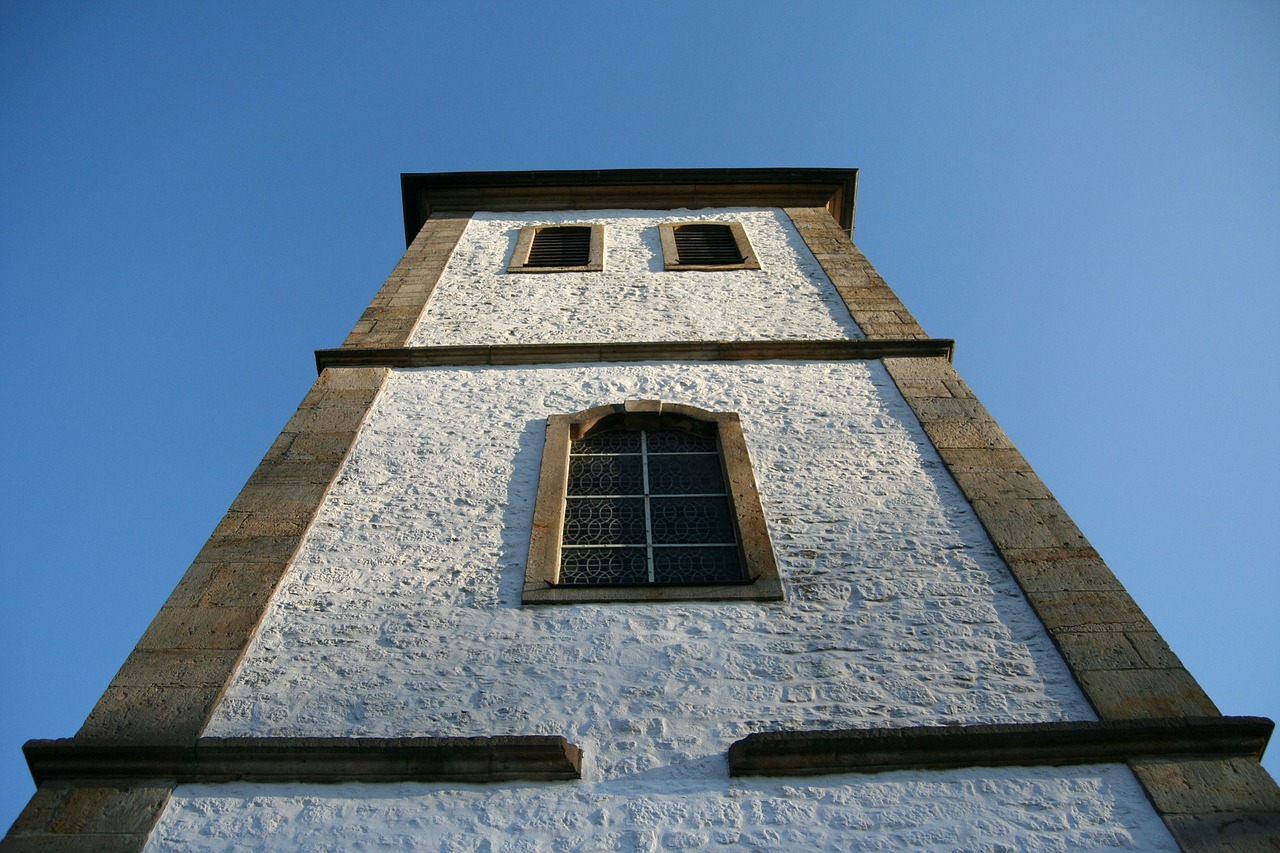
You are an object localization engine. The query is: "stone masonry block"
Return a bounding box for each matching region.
[78,685,223,743]
[1160,811,1280,853]
[314,366,387,392]
[193,534,300,565]
[213,510,312,539]
[135,605,262,652]
[889,379,953,398]
[277,434,359,464]
[195,562,285,608]
[858,322,928,338]
[158,560,221,609]
[1077,668,1219,719]
[1053,631,1149,672]
[5,788,69,836]
[906,396,996,424]
[1127,630,1188,669]
[278,406,371,436]
[970,497,1092,551]
[935,447,1034,473]
[1001,552,1126,593]
[920,418,1015,451]
[890,353,962,379]
[947,469,1053,503]
[1132,758,1280,815]
[1024,589,1151,633]
[108,649,242,689]
[227,484,330,517]
[41,785,171,836]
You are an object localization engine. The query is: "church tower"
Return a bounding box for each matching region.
[6,169,1278,851]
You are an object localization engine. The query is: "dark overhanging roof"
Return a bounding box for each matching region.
[399,168,858,247]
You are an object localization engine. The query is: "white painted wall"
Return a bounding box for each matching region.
[407,209,863,346]
[206,362,1093,765]
[146,764,1177,852]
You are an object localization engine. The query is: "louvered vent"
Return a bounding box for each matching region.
[672,224,744,265]
[525,226,593,268]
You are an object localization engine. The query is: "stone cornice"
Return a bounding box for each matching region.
[400,168,858,246]
[24,735,583,785]
[728,717,1275,777]
[315,338,954,373]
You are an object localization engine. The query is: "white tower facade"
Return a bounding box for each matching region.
[6,170,1277,852]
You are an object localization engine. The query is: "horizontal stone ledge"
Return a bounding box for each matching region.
[24,735,582,785]
[727,716,1273,778]
[316,339,955,372]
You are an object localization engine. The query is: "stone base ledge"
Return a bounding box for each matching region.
[24,735,582,785]
[315,338,955,373]
[728,717,1273,777]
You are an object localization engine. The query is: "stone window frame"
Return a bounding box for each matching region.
[523,399,783,604]
[507,224,605,273]
[658,221,761,271]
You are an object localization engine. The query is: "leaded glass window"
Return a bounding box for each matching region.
[523,401,782,604]
[559,426,747,586]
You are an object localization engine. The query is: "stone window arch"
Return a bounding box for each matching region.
[523,400,782,604]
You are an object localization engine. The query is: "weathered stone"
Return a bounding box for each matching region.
[920,418,1015,451]
[1024,589,1151,633]
[1159,812,1280,852]
[135,605,262,652]
[77,685,223,743]
[1078,668,1219,719]
[107,649,242,689]
[1054,631,1149,671]
[1000,552,1124,593]
[1132,758,1280,815]
[41,786,171,835]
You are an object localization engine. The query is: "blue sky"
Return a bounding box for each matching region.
[2,1,1277,830]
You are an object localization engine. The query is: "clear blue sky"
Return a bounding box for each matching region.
[2,1,1277,830]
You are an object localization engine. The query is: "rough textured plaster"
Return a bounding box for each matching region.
[207,362,1094,783]
[145,764,1177,852]
[407,209,863,346]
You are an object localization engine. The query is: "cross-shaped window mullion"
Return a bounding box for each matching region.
[640,431,655,582]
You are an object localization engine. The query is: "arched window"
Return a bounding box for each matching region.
[524,401,782,604]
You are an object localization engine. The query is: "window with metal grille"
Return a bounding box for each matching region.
[659,221,760,271]
[508,224,604,273]
[523,401,783,604]
[561,425,744,586]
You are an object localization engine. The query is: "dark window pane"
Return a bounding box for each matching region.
[645,430,717,454]
[673,224,743,265]
[560,547,648,585]
[563,498,646,546]
[653,546,744,583]
[568,455,643,496]
[526,226,592,267]
[649,496,736,544]
[574,429,642,455]
[647,454,725,495]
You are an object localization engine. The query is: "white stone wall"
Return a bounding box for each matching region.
[146,764,1178,852]
[207,362,1093,766]
[407,208,863,346]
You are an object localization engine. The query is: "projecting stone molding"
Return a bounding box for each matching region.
[24,735,583,785]
[728,716,1274,777]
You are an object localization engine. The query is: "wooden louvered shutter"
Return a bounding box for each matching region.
[525,226,593,268]
[672,224,744,265]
